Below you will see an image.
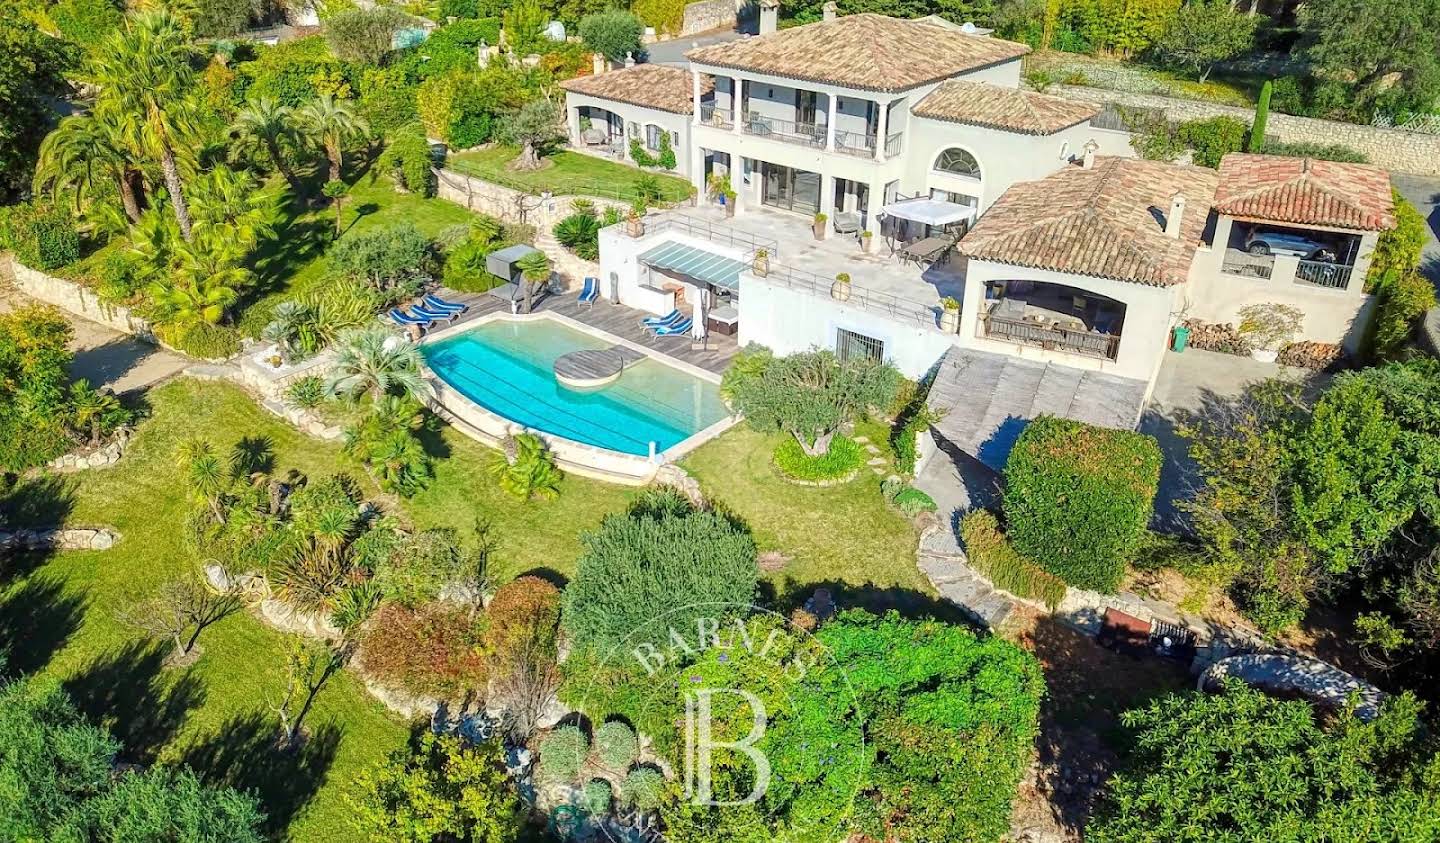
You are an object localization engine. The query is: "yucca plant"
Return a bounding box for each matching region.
[488,433,563,501]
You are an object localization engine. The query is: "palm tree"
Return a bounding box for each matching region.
[297,95,368,183]
[488,433,562,501]
[149,231,250,328]
[322,179,347,239]
[231,98,305,197]
[33,114,143,222]
[326,325,433,405]
[188,166,278,249]
[67,380,123,446]
[516,250,552,314]
[175,437,228,523]
[89,10,201,241]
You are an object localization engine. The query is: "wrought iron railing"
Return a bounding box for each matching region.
[834,131,876,157]
[759,262,939,329]
[1296,260,1352,289]
[742,112,826,148]
[982,313,1120,360]
[644,213,781,259]
[884,131,904,157]
[698,104,733,130]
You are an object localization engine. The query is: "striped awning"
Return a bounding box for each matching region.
[639,241,748,291]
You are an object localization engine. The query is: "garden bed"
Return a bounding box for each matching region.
[771,435,864,485]
[449,146,692,203]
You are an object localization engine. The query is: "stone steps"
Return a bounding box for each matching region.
[918,549,1015,630]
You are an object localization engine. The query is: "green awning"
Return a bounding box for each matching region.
[639,241,747,291]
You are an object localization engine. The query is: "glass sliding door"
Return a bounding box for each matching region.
[760,162,821,216]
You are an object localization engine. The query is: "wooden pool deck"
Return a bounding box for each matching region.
[433,287,741,375]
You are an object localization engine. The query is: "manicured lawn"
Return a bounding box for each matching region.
[0,378,631,840]
[238,172,479,336]
[449,145,692,203]
[682,427,928,601]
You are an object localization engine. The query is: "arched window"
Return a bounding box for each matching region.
[934,148,981,179]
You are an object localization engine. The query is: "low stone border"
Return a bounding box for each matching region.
[1,527,119,552]
[45,428,132,473]
[771,462,861,486]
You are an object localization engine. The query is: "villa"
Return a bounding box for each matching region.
[557,7,1397,469]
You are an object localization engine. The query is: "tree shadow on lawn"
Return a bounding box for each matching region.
[248,215,333,301]
[63,639,208,766]
[179,710,343,837]
[770,578,977,628]
[0,473,77,532]
[0,573,87,674]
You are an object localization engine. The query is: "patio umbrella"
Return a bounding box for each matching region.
[879,198,976,227]
[692,287,708,341]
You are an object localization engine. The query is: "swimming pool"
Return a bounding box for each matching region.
[422,318,730,456]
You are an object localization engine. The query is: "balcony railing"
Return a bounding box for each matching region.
[761,262,939,329]
[698,104,733,130]
[741,112,826,148]
[1296,260,1352,289]
[835,130,876,157]
[885,131,904,157]
[982,313,1120,360]
[1222,249,1274,279]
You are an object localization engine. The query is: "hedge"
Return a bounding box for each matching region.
[959,510,1067,610]
[0,202,80,271]
[1002,416,1162,593]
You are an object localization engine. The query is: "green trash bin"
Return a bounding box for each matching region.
[1171,325,1190,353]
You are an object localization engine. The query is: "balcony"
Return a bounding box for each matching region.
[1296,260,1352,289]
[983,312,1120,360]
[741,112,825,149]
[1221,249,1354,290]
[698,104,733,130]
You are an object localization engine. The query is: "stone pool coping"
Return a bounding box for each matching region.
[419,311,740,486]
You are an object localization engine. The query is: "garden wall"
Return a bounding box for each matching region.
[1050,84,1440,176]
[433,168,630,231]
[681,0,737,35]
[8,257,155,340]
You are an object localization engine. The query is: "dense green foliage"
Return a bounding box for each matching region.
[772,434,864,481]
[0,673,264,841]
[1150,0,1256,82]
[326,6,412,66]
[1004,416,1162,592]
[1369,269,1437,359]
[537,725,588,783]
[329,222,436,302]
[1369,191,1429,284]
[561,489,758,654]
[579,9,644,63]
[594,720,638,769]
[488,433,564,501]
[347,733,522,843]
[1091,682,1440,841]
[2,201,79,270]
[723,346,903,457]
[1177,115,1248,168]
[553,207,603,260]
[1297,0,1440,118]
[1248,79,1271,151]
[0,14,72,199]
[382,122,436,197]
[0,306,78,470]
[960,509,1068,609]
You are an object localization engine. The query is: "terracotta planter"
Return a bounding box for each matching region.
[813,222,827,240]
[940,308,959,333]
[861,235,874,253]
[831,280,851,301]
[725,201,736,218]
[753,256,769,276]
[626,217,646,238]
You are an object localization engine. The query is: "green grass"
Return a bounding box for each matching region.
[682,427,927,599]
[1,378,631,840]
[449,146,692,203]
[239,172,479,337]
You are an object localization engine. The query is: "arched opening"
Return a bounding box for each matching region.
[982,280,1125,360]
[933,147,982,180]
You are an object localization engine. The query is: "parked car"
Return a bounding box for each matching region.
[1244,228,1338,262]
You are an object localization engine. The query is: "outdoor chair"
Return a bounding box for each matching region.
[579,277,600,307]
[389,308,432,333]
[423,293,467,314]
[832,211,862,240]
[411,304,459,323]
[651,317,693,337]
[641,309,683,329]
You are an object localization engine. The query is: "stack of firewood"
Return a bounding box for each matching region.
[1182,319,1252,356]
[1277,341,1346,371]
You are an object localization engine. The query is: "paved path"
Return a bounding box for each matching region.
[0,270,188,395]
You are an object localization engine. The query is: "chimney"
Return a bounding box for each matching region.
[1165,191,1186,238]
[591,51,605,75]
[624,51,636,68]
[1081,139,1099,169]
[759,0,779,34]
[822,1,837,21]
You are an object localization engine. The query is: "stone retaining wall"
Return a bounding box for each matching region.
[433,168,630,231]
[681,0,736,35]
[1050,84,1440,176]
[47,428,131,473]
[1,527,119,552]
[8,257,155,339]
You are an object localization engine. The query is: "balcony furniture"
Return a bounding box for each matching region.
[984,308,1120,360]
[832,211,862,239]
[581,127,608,145]
[898,235,951,266]
[707,304,740,336]
[994,296,1027,319]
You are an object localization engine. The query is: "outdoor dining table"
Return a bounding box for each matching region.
[899,235,952,265]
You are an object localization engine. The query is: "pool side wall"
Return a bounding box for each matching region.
[421,311,740,486]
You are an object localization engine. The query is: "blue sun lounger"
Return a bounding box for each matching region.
[411,304,459,323]
[389,308,432,331]
[422,293,467,314]
[641,309,683,329]
[651,316,693,337]
[579,276,599,307]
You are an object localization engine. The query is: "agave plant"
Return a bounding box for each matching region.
[553,211,601,261]
[488,433,563,502]
[326,325,434,406]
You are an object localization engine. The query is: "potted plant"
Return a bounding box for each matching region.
[831,272,851,301]
[940,296,960,333]
[724,190,737,217]
[708,173,730,203]
[753,249,769,276]
[625,198,647,237]
[860,230,874,253]
[1237,301,1304,363]
[813,212,828,240]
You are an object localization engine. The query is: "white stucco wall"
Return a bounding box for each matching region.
[599,223,750,317]
[564,92,696,177]
[739,275,958,379]
[959,259,1181,388]
[904,118,1087,211]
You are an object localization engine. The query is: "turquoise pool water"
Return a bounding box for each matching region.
[422,319,729,456]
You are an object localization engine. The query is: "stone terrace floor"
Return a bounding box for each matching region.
[434,285,740,375]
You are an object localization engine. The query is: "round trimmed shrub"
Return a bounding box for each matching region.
[538,725,588,783]
[594,720,638,769]
[581,778,612,815]
[772,435,863,482]
[1002,416,1162,593]
[621,767,665,811]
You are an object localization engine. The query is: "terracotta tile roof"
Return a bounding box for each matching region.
[959,157,1222,288]
[1213,153,1395,231]
[558,65,710,115]
[913,80,1099,135]
[685,14,1029,93]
